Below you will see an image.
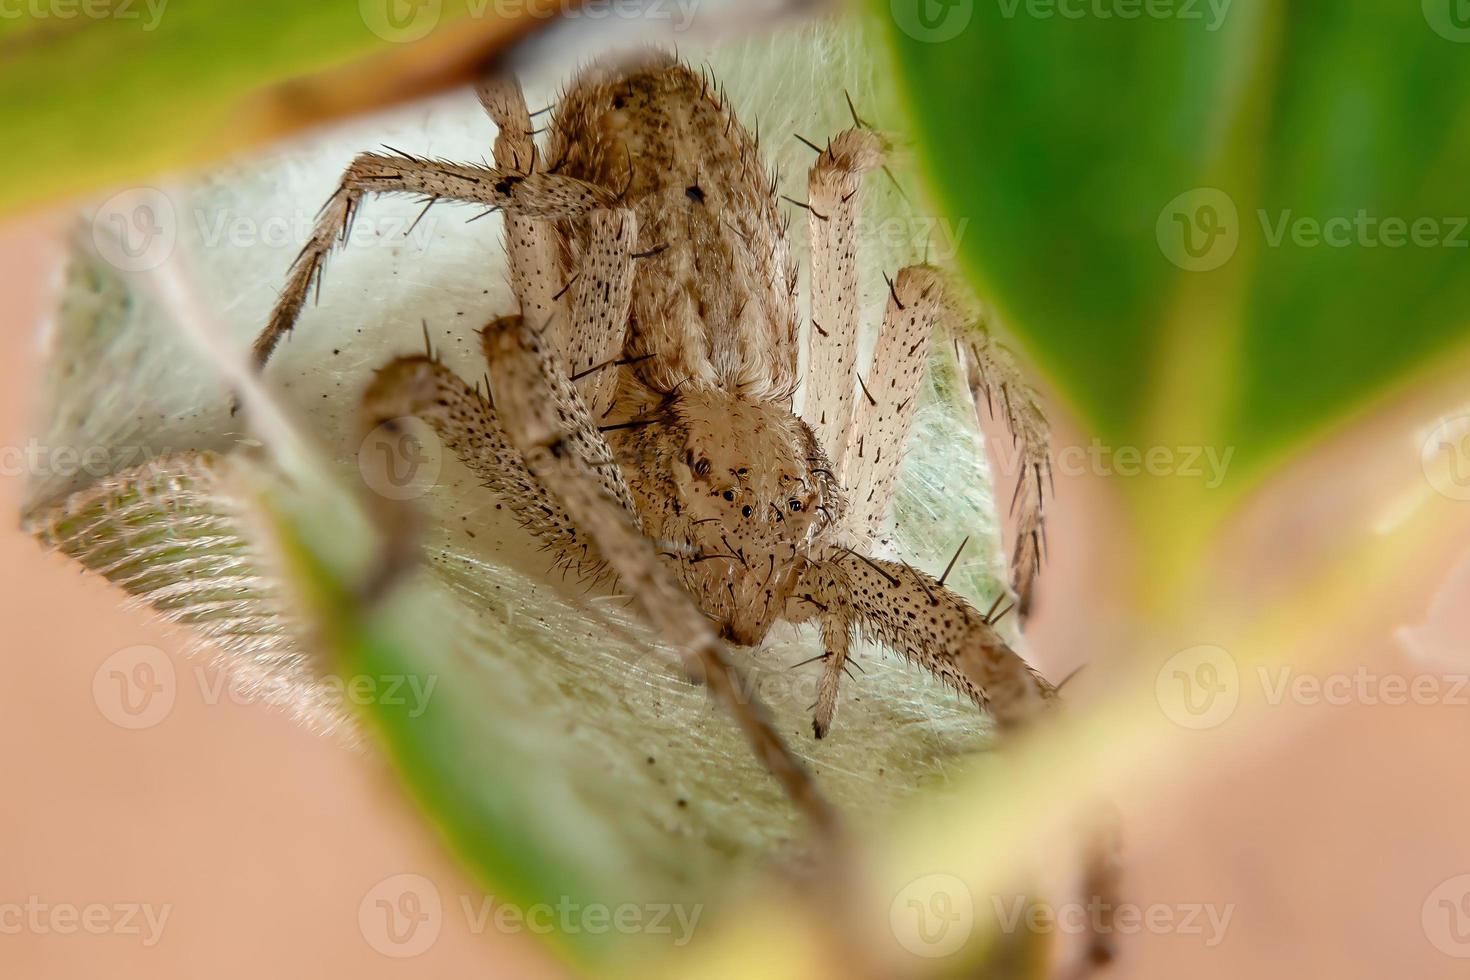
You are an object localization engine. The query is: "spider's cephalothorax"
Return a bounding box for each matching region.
[610,386,843,646]
[249,50,1061,833]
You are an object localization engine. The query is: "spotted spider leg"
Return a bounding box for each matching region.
[479,77,634,419]
[801,126,884,461]
[836,264,946,550]
[797,123,1029,735]
[478,313,839,837]
[954,319,1053,618]
[788,551,1056,738]
[359,351,621,580]
[799,125,981,721]
[248,147,616,370]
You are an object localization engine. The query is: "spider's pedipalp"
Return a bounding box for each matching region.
[811,613,853,739]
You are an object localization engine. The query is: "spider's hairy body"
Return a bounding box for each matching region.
[612,388,841,646]
[252,47,1067,839]
[246,49,1117,971]
[545,54,834,648]
[549,54,800,402]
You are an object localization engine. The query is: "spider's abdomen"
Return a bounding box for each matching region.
[547,53,800,404]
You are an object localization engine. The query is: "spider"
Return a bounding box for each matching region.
[246,51,1059,836]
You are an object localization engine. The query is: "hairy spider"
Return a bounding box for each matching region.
[247,51,1059,835]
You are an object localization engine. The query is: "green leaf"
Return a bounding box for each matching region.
[0,1,531,213]
[881,0,1470,486]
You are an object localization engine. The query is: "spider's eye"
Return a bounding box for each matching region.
[741,505,753,517]
[788,499,803,512]
[722,490,735,502]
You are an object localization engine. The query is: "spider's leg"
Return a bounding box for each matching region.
[801,127,884,461]
[789,551,1055,734]
[836,264,944,550]
[481,77,634,418]
[479,77,569,343]
[791,550,1118,974]
[812,613,854,740]
[250,152,615,370]
[480,312,838,838]
[954,323,1053,619]
[359,353,620,578]
[560,208,638,419]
